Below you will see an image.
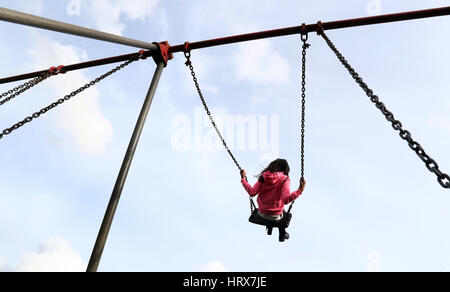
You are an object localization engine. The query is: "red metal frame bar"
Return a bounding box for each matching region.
[170,6,450,53]
[0,50,153,85]
[1,6,449,85]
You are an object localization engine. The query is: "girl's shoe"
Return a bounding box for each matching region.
[279,231,290,242]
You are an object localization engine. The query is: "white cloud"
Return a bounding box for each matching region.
[428,115,450,134]
[233,40,290,85]
[198,261,227,272]
[366,251,382,272]
[25,32,113,155]
[18,0,43,15]
[0,257,12,272]
[15,238,87,272]
[1,238,86,272]
[249,89,281,105]
[116,0,160,21]
[209,2,290,85]
[85,0,161,35]
[182,51,219,96]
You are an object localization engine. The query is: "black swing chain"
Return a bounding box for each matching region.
[184,52,244,172]
[0,72,53,106]
[0,57,139,141]
[183,51,258,212]
[319,29,450,189]
[300,32,310,180]
[288,30,310,214]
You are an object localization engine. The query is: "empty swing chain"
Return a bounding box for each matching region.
[318,29,450,189]
[0,72,53,106]
[0,57,139,141]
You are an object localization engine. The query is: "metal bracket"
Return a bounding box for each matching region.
[316,21,323,35]
[152,41,173,67]
[301,23,308,41]
[49,65,66,75]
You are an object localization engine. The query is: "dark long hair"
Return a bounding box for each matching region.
[257,159,290,183]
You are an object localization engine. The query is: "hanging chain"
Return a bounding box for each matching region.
[288,31,310,214]
[0,57,139,141]
[250,196,257,213]
[183,50,257,212]
[184,51,244,172]
[0,72,53,106]
[319,29,450,189]
[300,33,310,180]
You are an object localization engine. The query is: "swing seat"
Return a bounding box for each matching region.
[249,208,292,229]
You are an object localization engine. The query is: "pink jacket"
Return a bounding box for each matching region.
[241,171,302,216]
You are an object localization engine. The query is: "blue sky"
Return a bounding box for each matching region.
[0,0,449,272]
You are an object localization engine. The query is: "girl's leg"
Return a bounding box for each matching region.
[278,227,290,242]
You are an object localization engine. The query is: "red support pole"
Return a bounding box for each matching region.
[169,6,450,53]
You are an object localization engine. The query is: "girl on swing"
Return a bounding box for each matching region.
[241,159,306,242]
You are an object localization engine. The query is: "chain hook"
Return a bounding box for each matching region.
[138,50,148,60]
[48,66,58,75]
[301,23,309,42]
[48,65,65,75]
[56,65,65,74]
[184,42,192,65]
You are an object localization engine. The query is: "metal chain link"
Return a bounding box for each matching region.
[288,33,310,214]
[300,35,309,180]
[319,30,450,189]
[0,72,52,106]
[0,57,138,141]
